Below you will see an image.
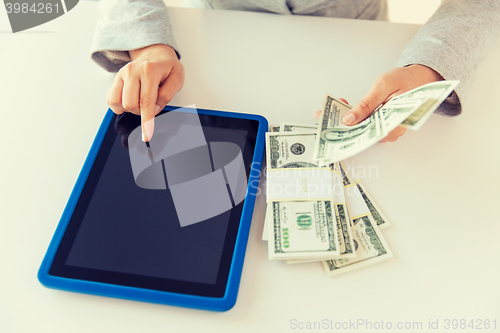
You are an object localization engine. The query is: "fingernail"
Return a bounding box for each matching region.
[142,119,155,142]
[155,105,162,114]
[343,113,356,125]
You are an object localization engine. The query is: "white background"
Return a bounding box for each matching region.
[1,2,499,333]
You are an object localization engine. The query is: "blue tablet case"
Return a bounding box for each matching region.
[38,106,268,311]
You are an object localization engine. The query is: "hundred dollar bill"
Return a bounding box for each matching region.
[385,80,460,131]
[266,132,324,169]
[270,124,281,132]
[312,95,372,164]
[313,95,383,165]
[286,164,356,263]
[385,96,428,108]
[268,200,340,260]
[339,161,390,229]
[264,127,316,241]
[280,122,318,133]
[263,132,326,241]
[331,164,355,257]
[322,212,392,277]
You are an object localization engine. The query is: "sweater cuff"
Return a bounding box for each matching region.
[396,60,462,117]
[90,2,179,72]
[396,0,500,117]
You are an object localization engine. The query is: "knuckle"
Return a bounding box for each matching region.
[176,61,185,74]
[170,69,183,82]
[158,90,173,103]
[139,98,155,108]
[107,98,120,108]
[161,95,173,105]
[141,60,156,73]
[120,62,133,76]
[375,75,391,88]
[177,72,186,87]
[107,94,121,107]
[122,100,138,112]
[109,107,124,115]
[164,59,175,69]
[357,100,372,116]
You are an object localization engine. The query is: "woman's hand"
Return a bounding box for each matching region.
[106,44,185,142]
[342,64,443,142]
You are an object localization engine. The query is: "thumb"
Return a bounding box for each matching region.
[342,84,392,126]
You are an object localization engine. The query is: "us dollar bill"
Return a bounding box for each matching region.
[266,132,324,169]
[313,83,459,164]
[268,200,341,260]
[313,95,384,165]
[280,122,318,133]
[263,132,325,241]
[270,124,281,132]
[263,123,321,242]
[331,164,355,256]
[322,213,392,277]
[339,161,390,229]
[286,164,356,263]
[385,80,460,131]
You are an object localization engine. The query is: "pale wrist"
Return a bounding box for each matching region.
[129,44,177,61]
[407,64,444,82]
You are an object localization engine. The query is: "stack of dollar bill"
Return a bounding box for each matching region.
[263,80,459,277]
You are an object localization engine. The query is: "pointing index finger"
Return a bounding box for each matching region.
[139,75,161,142]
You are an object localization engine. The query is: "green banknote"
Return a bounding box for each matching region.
[313,95,384,165]
[386,80,460,130]
[268,200,341,260]
[313,81,458,164]
[280,122,318,133]
[339,161,390,229]
[323,213,392,277]
[266,132,324,169]
[270,124,281,132]
[263,132,325,241]
[285,166,356,263]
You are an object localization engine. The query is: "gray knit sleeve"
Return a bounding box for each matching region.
[397,0,500,116]
[90,0,179,72]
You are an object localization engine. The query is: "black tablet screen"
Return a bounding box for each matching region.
[49,109,260,297]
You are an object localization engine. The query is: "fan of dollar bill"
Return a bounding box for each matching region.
[262,80,459,277]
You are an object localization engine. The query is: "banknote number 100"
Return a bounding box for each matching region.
[282,228,290,248]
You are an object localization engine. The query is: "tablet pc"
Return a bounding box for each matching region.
[38,106,267,311]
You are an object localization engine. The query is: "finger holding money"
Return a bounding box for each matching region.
[342,65,444,142]
[379,126,407,143]
[315,98,349,119]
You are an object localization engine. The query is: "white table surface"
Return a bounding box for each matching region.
[1,3,500,332]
